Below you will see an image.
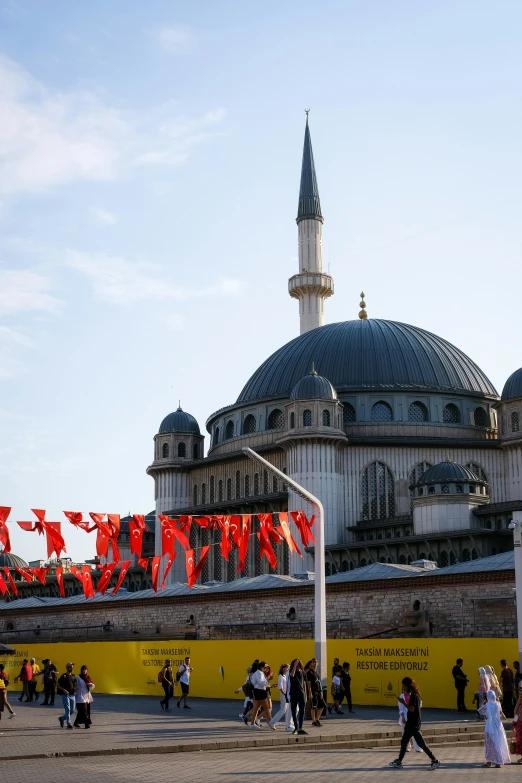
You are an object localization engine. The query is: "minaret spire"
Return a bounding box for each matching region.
[288,113,334,334]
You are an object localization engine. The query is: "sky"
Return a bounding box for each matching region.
[0,0,521,562]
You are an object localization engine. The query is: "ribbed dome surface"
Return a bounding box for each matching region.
[502,368,522,401]
[417,462,481,485]
[159,408,200,435]
[237,319,498,403]
[291,371,337,401]
[0,552,29,569]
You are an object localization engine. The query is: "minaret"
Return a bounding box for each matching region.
[288,112,334,334]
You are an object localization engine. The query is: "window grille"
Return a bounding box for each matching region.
[193,443,199,459]
[214,427,219,444]
[473,407,489,426]
[322,409,331,426]
[408,401,428,422]
[218,479,223,501]
[264,469,269,494]
[162,442,169,458]
[243,414,256,435]
[201,483,206,504]
[512,411,520,432]
[245,474,250,497]
[227,478,232,500]
[225,420,234,440]
[343,403,356,424]
[361,461,395,521]
[303,409,312,427]
[371,401,393,422]
[273,476,278,493]
[178,442,186,458]
[236,470,241,499]
[210,476,215,503]
[290,412,295,429]
[193,485,198,506]
[267,409,285,430]
[253,473,259,495]
[443,403,460,424]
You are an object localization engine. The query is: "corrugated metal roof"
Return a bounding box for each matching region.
[423,551,514,576]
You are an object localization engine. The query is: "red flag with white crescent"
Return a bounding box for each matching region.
[191,545,210,586]
[96,562,117,595]
[230,515,241,549]
[110,560,131,596]
[290,510,315,547]
[18,510,66,558]
[179,515,192,532]
[171,524,191,552]
[151,556,161,593]
[138,557,149,571]
[26,567,49,585]
[81,565,95,599]
[192,516,210,529]
[56,566,65,598]
[0,507,12,553]
[159,515,176,557]
[237,515,251,573]
[218,516,232,561]
[15,567,33,583]
[277,512,303,557]
[3,567,18,595]
[161,555,175,590]
[63,511,92,532]
[107,514,121,562]
[185,548,195,588]
[129,514,146,557]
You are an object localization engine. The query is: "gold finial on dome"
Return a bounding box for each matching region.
[445,454,452,462]
[310,362,317,376]
[358,291,368,320]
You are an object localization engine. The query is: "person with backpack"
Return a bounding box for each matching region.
[176,656,193,709]
[0,663,15,718]
[235,665,254,724]
[159,659,174,712]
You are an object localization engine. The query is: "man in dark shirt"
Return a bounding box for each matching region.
[390,677,440,769]
[57,662,77,729]
[500,659,515,718]
[41,658,58,706]
[340,661,355,713]
[451,658,469,712]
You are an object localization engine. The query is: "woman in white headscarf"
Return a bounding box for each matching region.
[482,690,511,767]
[478,667,490,705]
[485,666,502,700]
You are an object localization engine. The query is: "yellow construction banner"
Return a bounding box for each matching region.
[0,638,517,709]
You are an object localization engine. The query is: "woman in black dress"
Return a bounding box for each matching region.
[305,659,325,727]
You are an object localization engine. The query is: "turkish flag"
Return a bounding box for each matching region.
[26,567,49,585]
[257,531,277,569]
[0,507,11,552]
[63,511,92,532]
[259,513,281,545]
[110,560,131,596]
[138,557,149,571]
[88,513,110,559]
[277,512,303,557]
[19,511,66,558]
[159,515,176,557]
[107,514,121,562]
[290,510,315,547]
[96,562,117,595]
[191,545,210,586]
[129,515,146,558]
[193,516,210,529]
[161,555,175,590]
[237,515,251,573]
[178,515,192,532]
[56,566,65,598]
[0,572,7,596]
[218,516,232,561]
[151,556,161,592]
[172,525,191,552]
[3,567,18,595]
[81,565,95,599]
[15,567,32,582]
[230,515,241,549]
[185,549,195,587]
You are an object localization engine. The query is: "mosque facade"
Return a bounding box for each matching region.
[147,119,522,585]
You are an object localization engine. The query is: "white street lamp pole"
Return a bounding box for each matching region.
[242,446,327,683]
[510,511,522,663]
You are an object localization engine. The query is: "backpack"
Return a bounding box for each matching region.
[176,665,186,682]
[242,681,253,698]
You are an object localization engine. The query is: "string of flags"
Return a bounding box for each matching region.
[0,507,315,600]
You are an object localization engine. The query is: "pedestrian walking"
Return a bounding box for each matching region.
[269,663,294,732]
[289,658,307,735]
[176,656,193,709]
[41,658,58,705]
[485,665,502,700]
[249,661,274,730]
[328,665,344,715]
[389,677,440,770]
[478,667,490,706]
[451,657,469,712]
[398,687,421,752]
[305,659,325,727]
[57,662,77,729]
[512,683,522,763]
[340,661,355,713]
[159,659,174,712]
[481,689,511,767]
[0,663,15,718]
[500,659,515,718]
[14,659,32,702]
[28,658,41,701]
[234,665,254,725]
[331,657,340,677]
[73,665,94,729]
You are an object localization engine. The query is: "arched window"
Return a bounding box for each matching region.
[303,409,312,427]
[201,483,206,504]
[439,551,448,567]
[456,484,463,493]
[466,462,488,482]
[418,552,426,561]
[409,461,432,509]
[225,420,234,440]
[512,411,520,433]
[236,470,241,499]
[408,401,429,422]
[214,426,219,444]
[360,558,367,568]
[210,476,215,503]
[193,485,198,506]
[341,560,349,572]
[162,442,169,458]
[290,412,295,429]
[443,403,460,424]
[343,403,356,424]
[474,406,489,426]
[245,474,250,497]
[177,442,186,458]
[218,479,223,502]
[441,485,450,493]
[322,409,331,426]
[193,443,199,459]
[361,461,395,521]
[273,476,278,493]
[243,414,256,435]
[226,478,232,500]
[253,473,259,495]
[371,401,393,422]
[462,548,471,562]
[472,548,478,560]
[398,554,406,564]
[267,409,285,430]
[263,469,269,494]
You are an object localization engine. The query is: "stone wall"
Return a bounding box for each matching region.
[0,570,516,642]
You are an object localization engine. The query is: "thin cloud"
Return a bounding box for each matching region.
[0,269,62,316]
[153,25,193,53]
[90,206,117,226]
[134,108,226,167]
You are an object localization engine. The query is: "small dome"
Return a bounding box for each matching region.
[159,406,200,435]
[502,368,522,401]
[416,461,481,486]
[290,367,337,401]
[0,552,29,569]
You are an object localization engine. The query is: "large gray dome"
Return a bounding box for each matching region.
[237,319,498,403]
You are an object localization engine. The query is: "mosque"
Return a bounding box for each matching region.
[146,116,522,587]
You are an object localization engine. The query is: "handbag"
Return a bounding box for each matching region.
[510,738,517,754]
